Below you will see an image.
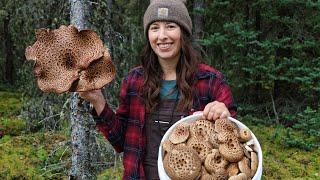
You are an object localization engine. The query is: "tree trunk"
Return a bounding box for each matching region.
[193,0,204,40]
[69,0,96,179]
[4,14,15,85]
[105,0,114,57]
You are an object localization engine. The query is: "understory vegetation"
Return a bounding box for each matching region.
[0,89,319,179]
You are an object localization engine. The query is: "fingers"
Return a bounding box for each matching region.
[78,89,104,103]
[202,101,230,121]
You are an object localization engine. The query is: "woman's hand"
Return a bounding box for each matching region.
[197,101,230,121]
[79,89,106,116]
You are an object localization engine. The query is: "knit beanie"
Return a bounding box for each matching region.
[143,0,192,37]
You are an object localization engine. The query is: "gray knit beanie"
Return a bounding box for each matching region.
[143,0,192,37]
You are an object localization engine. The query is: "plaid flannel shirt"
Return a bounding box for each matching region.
[94,63,237,180]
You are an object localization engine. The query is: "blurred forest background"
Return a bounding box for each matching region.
[0,0,319,179]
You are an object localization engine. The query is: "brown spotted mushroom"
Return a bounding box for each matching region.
[215,118,239,136]
[204,149,228,176]
[187,138,213,162]
[239,128,252,142]
[74,50,116,92]
[162,139,175,153]
[190,119,215,141]
[162,117,260,179]
[218,135,244,162]
[25,25,115,93]
[163,146,201,180]
[169,122,190,144]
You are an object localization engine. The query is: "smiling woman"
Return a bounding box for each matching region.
[148,21,182,64]
[79,0,237,179]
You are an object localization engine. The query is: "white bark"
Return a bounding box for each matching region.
[69,0,95,179]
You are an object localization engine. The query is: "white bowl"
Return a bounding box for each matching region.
[158,113,263,180]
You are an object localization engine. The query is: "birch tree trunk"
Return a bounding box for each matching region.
[69,0,95,179]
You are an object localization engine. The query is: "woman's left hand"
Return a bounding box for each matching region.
[201,101,230,121]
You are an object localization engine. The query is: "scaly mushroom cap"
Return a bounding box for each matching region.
[239,128,252,142]
[209,132,219,149]
[219,139,244,162]
[215,118,239,136]
[25,25,105,93]
[187,138,213,162]
[190,119,215,142]
[162,139,175,153]
[204,149,228,174]
[169,122,190,144]
[74,50,116,92]
[200,174,215,180]
[163,146,201,180]
[217,131,238,144]
[228,173,248,180]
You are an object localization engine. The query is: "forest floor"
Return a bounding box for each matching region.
[0,90,319,179]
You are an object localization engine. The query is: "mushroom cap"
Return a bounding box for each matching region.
[219,139,244,162]
[162,139,175,153]
[228,172,247,180]
[215,118,238,135]
[187,137,213,162]
[25,25,105,93]
[169,122,190,144]
[73,50,116,92]
[200,174,215,180]
[238,157,251,177]
[239,128,252,142]
[217,131,238,144]
[190,119,215,142]
[204,149,228,174]
[163,146,201,180]
[208,132,219,149]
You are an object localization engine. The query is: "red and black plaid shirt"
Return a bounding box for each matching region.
[94,63,236,180]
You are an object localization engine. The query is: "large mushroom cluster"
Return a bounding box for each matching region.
[25,25,116,94]
[162,118,259,180]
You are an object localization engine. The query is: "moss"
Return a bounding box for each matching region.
[0,132,68,179]
[243,122,320,179]
[97,163,123,180]
[0,117,26,136]
[0,91,22,117]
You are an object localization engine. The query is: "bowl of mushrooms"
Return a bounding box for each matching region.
[157,113,263,180]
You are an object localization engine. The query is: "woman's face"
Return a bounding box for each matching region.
[148,21,182,62]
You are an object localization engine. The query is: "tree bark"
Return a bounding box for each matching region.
[193,0,204,40]
[105,0,114,57]
[4,14,15,85]
[69,0,96,179]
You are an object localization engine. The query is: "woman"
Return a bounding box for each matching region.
[80,0,236,179]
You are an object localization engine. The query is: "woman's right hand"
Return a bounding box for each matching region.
[79,89,106,116]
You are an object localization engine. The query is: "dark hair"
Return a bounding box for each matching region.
[141,29,201,113]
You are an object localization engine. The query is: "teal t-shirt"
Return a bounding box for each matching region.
[160,80,179,99]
